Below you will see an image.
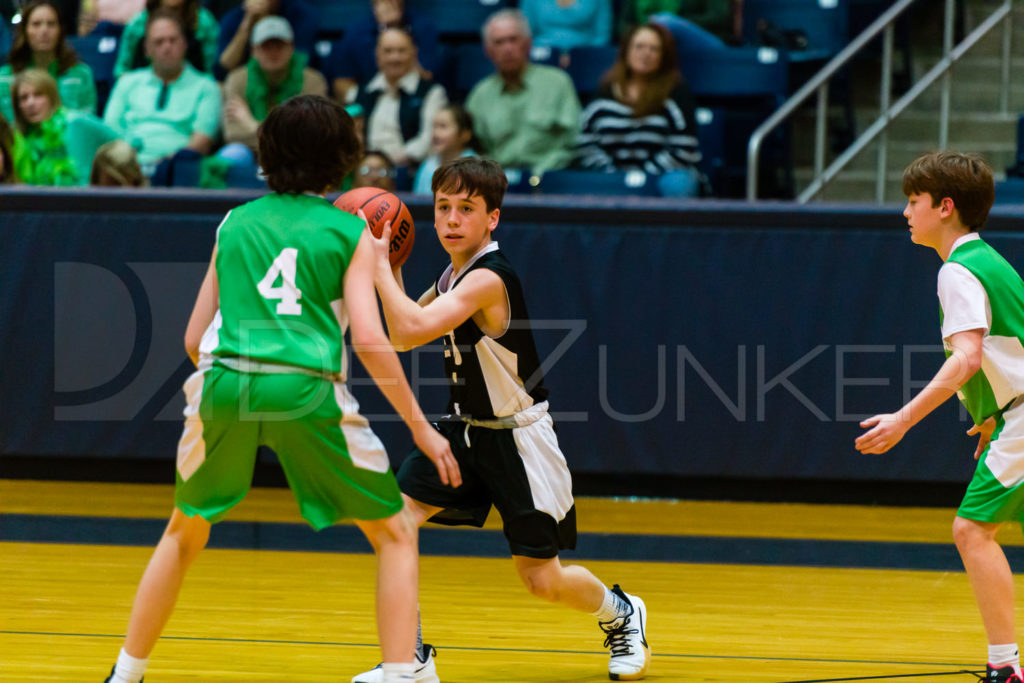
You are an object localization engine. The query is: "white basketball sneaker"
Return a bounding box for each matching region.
[350,643,439,683]
[599,585,650,680]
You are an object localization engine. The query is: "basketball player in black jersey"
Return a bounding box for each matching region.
[351,157,651,683]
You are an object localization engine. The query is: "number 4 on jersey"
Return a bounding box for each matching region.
[257,248,303,315]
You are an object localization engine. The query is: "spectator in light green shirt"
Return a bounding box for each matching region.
[0,0,97,123]
[104,10,221,168]
[465,9,580,175]
[114,0,220,78]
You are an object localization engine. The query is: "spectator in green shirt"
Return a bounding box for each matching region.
[465,9,580,175]
[0,0,97,123]
[104,10,221,171]
[114,0,220,78]
[11,68,119,186]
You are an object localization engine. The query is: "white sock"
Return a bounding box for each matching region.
[591,586,629,622]
[989,643,1021,673]
[112,648,148,683]
[380,662,416,682]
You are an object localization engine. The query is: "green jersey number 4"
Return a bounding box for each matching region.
[257,247,303,315]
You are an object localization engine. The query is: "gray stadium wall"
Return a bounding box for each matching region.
[3,187,1024,490]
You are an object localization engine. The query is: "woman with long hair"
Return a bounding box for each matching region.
[11,68,119,186]
[576,22,703,196]
[0,0,97,123]
[114,0,219,77]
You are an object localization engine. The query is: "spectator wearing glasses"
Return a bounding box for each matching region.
[103,10,221,174]
[352,149,396,191]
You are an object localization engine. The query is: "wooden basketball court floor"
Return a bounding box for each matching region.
[4,479,1024,682]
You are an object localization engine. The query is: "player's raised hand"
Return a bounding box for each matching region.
[967,416,997,460]
[411,423,462,488]
[855,412,910,454]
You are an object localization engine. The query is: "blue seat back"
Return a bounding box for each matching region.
[566,45,618,103]
[1017,114,1024,166]
[406,0,512,39]
[305,0,365,36]
[680,46,788,103]
[995,178,1024,204]
[452,43,494,100]
[68,34,120,115]
[742,0,849,61]
[538,169,660,197]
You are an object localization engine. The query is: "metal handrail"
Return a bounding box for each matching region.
[796,0,1013,203]
[747,0,1013,202]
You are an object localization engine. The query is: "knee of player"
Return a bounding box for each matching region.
[952,516,995,548]
[166,513,211,558]
[518,567,560,602]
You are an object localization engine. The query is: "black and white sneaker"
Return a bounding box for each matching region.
[599,585,650,681]
[103,665,143,683]
[350,643,439,683]
[986,664,1024,683]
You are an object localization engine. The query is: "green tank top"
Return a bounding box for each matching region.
[209,193,362,376]
[942,238,1024,423]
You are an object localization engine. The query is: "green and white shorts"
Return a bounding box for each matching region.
[175,359,403,530]
[959,395,1024,524]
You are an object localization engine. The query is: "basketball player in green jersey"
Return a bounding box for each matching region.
[856,151,1024,682]
[351,158,650,683]
[103,95,460,683]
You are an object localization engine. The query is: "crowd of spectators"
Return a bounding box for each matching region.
[0,0,745,196]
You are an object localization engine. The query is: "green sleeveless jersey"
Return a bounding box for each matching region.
[941,237,1024,423]
[205,193,363,376]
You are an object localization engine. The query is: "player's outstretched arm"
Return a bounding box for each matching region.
[369,222,505,350]
[346,231,462,487]
[855,328,984,454]
[184,246,220,367]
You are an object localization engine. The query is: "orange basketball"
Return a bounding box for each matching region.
[333,187,415,267]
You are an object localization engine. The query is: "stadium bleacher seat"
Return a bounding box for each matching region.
[566,45,618,104]
[68,34,120,116]
[995,178,1024,204]
[305,0,364,38]
[741,0,850,64]
[406,0,511,40]
[451,43,493,100]
[694,107,725,197]
[537,169,660,197]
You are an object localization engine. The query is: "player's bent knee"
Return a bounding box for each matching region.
[517,566,560,602]
[952,516,998,549]
[166,510,211,557]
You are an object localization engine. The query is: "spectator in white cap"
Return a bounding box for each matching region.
[218,14,327,171]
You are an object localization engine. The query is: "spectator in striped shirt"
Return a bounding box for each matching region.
[576,21,703,197]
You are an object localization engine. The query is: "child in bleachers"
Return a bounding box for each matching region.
[0,0,97,122]
[353,149,397,191]
[412,104,478,195]
[90,138,145,186]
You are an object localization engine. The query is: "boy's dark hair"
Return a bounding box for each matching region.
[432,157,508,212]
[258,95,361,194]
[902,151,995,231]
